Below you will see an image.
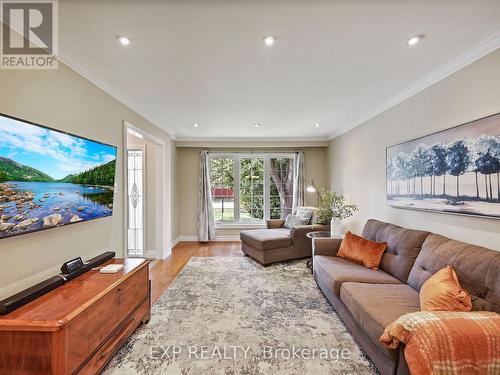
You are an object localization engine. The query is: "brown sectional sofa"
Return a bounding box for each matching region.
[241,218,329,266]
[313,219,500,375]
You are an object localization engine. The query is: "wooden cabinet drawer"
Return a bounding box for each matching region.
[77,299,149,375]
[67,267,149,373]
[67,289,119,373]
[117,266,148,318]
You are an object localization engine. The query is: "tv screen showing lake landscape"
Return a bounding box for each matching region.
[0,113,117,240]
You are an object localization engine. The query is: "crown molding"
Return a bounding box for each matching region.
[58,46,173,136]
[328,31,500,140]
[174,137,330,148]
[174,136,329,142]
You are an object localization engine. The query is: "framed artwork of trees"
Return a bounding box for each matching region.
[386,113,500,219]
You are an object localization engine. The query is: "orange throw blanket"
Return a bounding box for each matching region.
[380,311,500,375]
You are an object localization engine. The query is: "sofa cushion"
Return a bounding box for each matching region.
[340,282,420,360]
[240,228,291,251]
[361,219,430,283]
[313,255,401,297]
[408,234,500,313]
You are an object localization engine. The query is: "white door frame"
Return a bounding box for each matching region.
[123,121,169,260]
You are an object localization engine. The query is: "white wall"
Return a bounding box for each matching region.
[0,64,173,299]
[328,49,500,250]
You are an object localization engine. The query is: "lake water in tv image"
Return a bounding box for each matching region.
[0,181,114,239]
[0,113,117,240]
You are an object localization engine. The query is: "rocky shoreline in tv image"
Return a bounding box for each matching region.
[0,181,114,239]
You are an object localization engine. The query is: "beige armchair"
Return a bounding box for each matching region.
[240,217,329,266]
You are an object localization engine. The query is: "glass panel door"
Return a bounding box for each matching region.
[239,157,264,222]
[269,157,294,219]
[127,149,145,256]
[210,157,235,223]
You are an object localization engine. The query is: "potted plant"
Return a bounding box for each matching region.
[314,189,358,237]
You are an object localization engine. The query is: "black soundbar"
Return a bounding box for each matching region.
[0,275,64,315]
[0,251,116,315]
[84,251,116,271]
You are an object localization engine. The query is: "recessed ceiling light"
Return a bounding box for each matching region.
[263,35,276,47]
[315,123,321,128]
[117,36,131,46]
[254,123,261,128]
[193,123,199,128]
[406,34,424,47]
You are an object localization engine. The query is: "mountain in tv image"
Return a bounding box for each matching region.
[0,114,117,240]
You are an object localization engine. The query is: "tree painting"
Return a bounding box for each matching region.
[412,144,432,196]
[473,136,500,201]
[446,140,470,198]
[386,113,500,219]
[429,144,447,196]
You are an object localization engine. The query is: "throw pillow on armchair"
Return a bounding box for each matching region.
[284,214,310,229]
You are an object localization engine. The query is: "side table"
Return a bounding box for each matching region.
[306,231,344,272]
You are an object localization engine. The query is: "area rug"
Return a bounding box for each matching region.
[103,257,377,375]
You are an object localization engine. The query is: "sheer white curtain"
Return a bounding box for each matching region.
[197,150,216,242]
[292,151,305,211]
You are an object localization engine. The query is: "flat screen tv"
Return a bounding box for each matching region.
[0,113,117,240]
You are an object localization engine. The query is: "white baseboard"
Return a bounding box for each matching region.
[128,232,239,259]
[169,237,180,249]
[144,250,160,259]
[145,249,172,260]
[148,239,178,259]
[175,236,241,243]
[214,236,241,242]
[145,240,177,259]
[162,247,172,259]
[176,236,197,242]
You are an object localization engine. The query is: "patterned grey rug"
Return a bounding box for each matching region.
[104,257,377,375]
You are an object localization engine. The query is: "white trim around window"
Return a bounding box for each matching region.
[209,152,296,227]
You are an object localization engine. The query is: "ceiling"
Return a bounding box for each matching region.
[58,0,500,140]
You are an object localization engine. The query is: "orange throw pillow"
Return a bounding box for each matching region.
[337,231,387,270]
[419,265,472,312]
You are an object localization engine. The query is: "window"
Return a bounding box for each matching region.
[127,149,145,256]
[210,157,234,222]
[269,158,294,219]
[209,153,295,225]
[240,157,264,222]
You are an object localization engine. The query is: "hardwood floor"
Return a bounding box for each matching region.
[148,241,243,304]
